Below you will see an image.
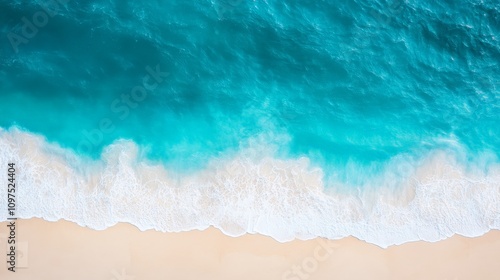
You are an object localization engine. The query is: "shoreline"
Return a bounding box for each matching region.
[1,129,499,248]
[2,218,500,280]
[20,217,499,249]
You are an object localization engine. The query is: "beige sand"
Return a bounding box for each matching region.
[1,218,500,280]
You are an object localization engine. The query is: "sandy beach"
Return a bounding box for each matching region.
[0,219,499,280]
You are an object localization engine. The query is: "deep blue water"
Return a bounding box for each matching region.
[1,0,499,179]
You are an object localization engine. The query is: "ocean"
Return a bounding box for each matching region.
[0,0,499,247]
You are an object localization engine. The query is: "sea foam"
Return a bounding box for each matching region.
[0,128,499,248]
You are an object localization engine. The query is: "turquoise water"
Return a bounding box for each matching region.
[1,0,500,246]
[1,0,499,179]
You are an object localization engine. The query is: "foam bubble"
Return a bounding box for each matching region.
[0,127,499,248]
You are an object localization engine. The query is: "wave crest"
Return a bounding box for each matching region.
[1,128,499,248]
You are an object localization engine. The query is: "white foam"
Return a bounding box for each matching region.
[0,127,499,248]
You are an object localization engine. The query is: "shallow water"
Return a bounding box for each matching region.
[0,0,499,246]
